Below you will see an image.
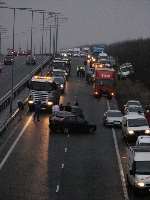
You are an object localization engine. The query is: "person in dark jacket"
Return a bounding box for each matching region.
[145,109,150,126]
[33,100,41,121]
[17,100,24,120]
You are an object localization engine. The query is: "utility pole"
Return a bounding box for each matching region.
[49,24,51,56]
[42,12,45,55]
[0,32,1,55]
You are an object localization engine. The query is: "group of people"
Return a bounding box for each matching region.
[52,101,79,115]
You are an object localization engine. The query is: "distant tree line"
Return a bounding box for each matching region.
[106,38,150,87]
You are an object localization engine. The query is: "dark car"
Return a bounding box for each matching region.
[4,55,14,65]
[53,76,66,93]
[26,55,36,65]
[49,111,96,134]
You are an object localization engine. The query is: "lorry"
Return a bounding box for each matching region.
[93,67,116,99]
[127,146,150,193]
[28,75,60,112]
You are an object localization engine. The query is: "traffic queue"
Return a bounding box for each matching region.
[84,50,150,194]
[27,53,97,134]
[26,49,150,194]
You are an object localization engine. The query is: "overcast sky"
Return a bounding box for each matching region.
[1,0,150,52]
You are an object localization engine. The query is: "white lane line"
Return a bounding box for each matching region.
[56,185,60,193]
[64,147,68,152]
[0,115,33,171]
[112,128,129,200]
[107,100,129,200]
[61,163,64,169]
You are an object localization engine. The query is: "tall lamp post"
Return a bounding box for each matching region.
[0,6,32,114]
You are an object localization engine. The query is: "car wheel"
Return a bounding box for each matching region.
[89,127,96,134]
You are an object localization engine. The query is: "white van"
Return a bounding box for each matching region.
[122,113,150,142]
[127,146,150,193]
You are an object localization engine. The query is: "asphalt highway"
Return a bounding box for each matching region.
[0,58,149,200]
[0,55,48,98]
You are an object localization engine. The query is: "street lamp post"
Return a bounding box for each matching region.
[0,6,32,114]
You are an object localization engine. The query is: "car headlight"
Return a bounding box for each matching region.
[136,181,145,187]
[94,91,98,95]
[60,84,64,88]
[145,129,150,134]
[28,100,33,104]
[111,92,114,96]
[128,130,134,135]
[48,101,53,106]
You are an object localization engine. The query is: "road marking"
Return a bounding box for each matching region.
[67,134,70,138]
[56,185,60,193]
[61,163,64,168]
[0,115,33,171]
[64,147,68,152]
[107,100,129,200]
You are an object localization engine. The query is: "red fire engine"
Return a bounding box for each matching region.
[93,67,116,99]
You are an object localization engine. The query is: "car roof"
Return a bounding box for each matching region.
[123,113,146,120]
[53,76,64,80]
[55,111,75,117]
[107,109,122,113]
[53,69,65,72]
[126,100,141,104]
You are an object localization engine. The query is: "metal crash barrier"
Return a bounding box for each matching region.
[0,56,50,114]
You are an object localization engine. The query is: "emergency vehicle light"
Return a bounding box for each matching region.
[34,75,51,80]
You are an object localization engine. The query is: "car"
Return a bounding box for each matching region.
[4,55,14,65]
[49,111,96,134]
[53,76,66,93]
[103,109,123,127]
[136,135,150,146]
[26,55,36,65]
[123,100,142,113]
[52,69,67,81]
[122,113,150,142]
[70,105,84,118]
[125,105,144,115]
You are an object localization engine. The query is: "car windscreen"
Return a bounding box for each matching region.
[53,62,67,70]
[107,111,122,117]
[95,79,114,86]
[127,102,140,106]
[135,161,150,174]
[120,67,129,72]
[53,71,65,77]
[54,77,64,84]
[128,118,148,127]
[128,107,144,113]
[30,81,57,91]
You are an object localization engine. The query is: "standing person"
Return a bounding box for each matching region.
[59,103,64,111]
[76,66,80,77]
[17,100,24,120]
[52,103,60,115]
[33,100,41,121]
[145,109,150,126]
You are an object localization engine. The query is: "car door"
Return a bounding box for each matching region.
[63,116,77,132]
